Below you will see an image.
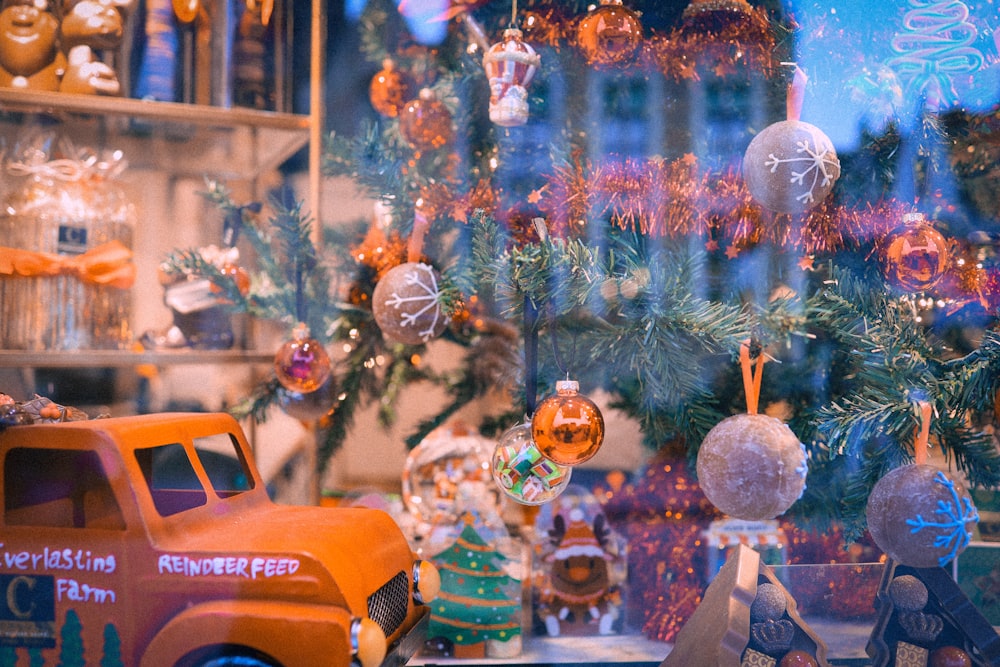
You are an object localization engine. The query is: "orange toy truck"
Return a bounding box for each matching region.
[0,412,438,666]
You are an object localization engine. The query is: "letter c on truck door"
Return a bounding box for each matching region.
[6,576,36,619]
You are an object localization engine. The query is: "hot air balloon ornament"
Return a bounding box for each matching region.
[483,27,541,127]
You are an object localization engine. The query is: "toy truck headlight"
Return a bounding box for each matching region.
[413,559,440,605]
[351,617,386,667]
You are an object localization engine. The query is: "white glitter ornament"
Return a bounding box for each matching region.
[696,413,808,521]
[742,119,841,214]
[372,261,450,345]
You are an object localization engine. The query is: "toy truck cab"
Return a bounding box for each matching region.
[0,412,437,667]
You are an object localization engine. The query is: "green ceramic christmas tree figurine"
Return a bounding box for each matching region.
[427,512,522,659]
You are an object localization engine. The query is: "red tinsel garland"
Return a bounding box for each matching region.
[652,1,779,81]
[478,0,778,82]
[540,153,913,257]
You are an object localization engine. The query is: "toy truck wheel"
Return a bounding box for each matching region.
[178,646,280,667]
[197,656,276,667]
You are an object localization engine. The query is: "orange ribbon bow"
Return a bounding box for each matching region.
[0,241,136,289]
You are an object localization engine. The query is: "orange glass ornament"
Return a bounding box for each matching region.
[575,0,643,67]
[369,58,413,118]
[278,373,337,421]
[274,322,332,393]
[173,0,199,23]
[398,88,453,151]
[881,212,951,292]
[531,380,605,465]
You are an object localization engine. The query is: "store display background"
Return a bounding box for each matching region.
[2,0,999,662]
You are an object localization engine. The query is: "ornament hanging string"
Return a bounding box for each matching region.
[524,296,539,417]
[549,322,576,380]
[784,63,807,122]
[294,258,306,323]
[461,13,490,52]
[522,216,550,418]
[914,400,932,465]
[407,208,430,263]
[739,339,764,415]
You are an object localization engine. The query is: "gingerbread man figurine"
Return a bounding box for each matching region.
[0,0,66,91]
[59,0,134,94]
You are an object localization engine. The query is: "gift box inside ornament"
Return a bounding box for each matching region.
[0,158,136,351]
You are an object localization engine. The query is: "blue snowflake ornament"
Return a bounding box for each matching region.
[905,471,979,567]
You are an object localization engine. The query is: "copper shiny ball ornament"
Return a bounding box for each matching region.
[531,380,605,465]
[398,88,453,151]
[369,58,413,118]
[576,0,644,67]
[881,212,951,292]
[273,323,332,394]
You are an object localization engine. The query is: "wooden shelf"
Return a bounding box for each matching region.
[0,349,274,369]
[0,90,310,180]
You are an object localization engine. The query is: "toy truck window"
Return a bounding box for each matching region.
[192,433,255,498]
[4,448,125,530]
[134,443,208,517]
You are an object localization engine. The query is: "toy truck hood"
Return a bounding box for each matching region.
[154,503,413,611]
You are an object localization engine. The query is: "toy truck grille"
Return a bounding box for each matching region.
[368,570,409,636]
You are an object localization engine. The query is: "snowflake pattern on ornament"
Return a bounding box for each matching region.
[381,263,445,342]
[765,133,839,207]
[906,471,979,567]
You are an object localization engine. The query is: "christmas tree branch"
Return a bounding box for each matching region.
[470,211,752,444]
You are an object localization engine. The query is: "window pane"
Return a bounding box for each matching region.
[135,444,207,517]
[193,433,255,498]
[5,448,125,530]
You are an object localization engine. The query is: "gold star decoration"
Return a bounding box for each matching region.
[528,186,547,205]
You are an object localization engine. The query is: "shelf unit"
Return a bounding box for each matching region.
[0,349,275,368]
[0,0,325,346]
[0,89,310,181]
[0,0,326,496]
